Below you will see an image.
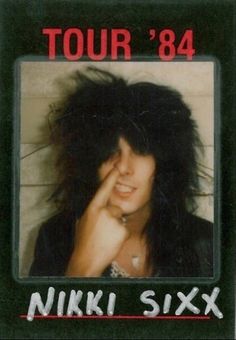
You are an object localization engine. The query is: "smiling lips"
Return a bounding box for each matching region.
[114,183,136,197]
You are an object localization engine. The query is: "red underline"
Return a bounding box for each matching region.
[20,315,210,320]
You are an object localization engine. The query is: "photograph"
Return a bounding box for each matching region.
[18,60,215,279]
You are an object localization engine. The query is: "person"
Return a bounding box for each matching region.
[29,67,213,278]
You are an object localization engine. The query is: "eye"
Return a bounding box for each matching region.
[107,148,120,161]
[100,146,120,164]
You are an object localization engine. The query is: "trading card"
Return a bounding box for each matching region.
[0,1,235,339]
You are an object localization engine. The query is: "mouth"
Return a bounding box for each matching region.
[114,183,136,196]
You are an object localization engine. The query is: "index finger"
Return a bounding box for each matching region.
[90,167,120,209]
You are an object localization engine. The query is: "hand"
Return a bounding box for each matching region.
[65,168,129,277]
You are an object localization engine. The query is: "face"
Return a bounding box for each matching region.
[98,137,156,217]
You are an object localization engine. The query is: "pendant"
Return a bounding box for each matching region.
[132,255,140,269]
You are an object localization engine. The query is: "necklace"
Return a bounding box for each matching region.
[110,254,143,278]
[110,261,130,278]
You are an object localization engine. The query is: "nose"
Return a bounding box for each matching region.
[114,152,133,176]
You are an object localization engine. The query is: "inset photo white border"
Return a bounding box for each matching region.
[16,60,217,279]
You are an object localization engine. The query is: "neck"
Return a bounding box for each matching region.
[124,204,151,236]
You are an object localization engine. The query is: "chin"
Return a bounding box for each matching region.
[119,205,138,216]
[109,197,142,216]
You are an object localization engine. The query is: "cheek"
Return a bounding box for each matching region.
[146,173,155,194]
[141,160,156,181]
[151,167,156,183]
[139,161,156,192]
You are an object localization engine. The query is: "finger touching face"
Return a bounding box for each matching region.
[91,167,120,209]
[98,137,156,216]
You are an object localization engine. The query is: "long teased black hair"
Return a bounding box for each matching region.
[49,66,202,276]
